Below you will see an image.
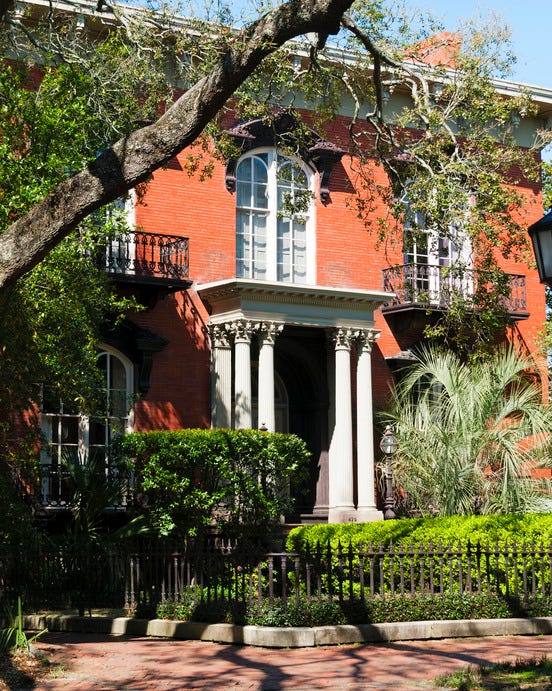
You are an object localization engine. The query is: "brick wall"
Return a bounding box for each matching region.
[130,115,547,430]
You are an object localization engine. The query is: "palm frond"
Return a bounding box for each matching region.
[380,345,552,517]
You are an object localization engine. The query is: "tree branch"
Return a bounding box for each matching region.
[0,0,354,290]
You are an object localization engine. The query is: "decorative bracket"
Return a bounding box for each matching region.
[224,111,345,203]
[101,319,167,395]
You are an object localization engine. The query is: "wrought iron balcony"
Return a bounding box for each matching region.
[38,462,131,511]
[382,263,528,319]
[104,230,191,290]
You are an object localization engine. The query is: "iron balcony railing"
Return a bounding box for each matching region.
[382,263,527,315]
[104,230,190,285]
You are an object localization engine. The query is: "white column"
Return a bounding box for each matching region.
[233,320,253,429]
[210,324,233,429]
[328,327,355,523]
[257,322,283,432]
[356,328,383,522]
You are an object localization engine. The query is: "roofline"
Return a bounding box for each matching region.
[13,0,552,114]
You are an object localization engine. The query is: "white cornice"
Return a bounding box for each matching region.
[15,0,552,111]
[196,279,392,329]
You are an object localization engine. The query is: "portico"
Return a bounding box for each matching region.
[197,279,389,523]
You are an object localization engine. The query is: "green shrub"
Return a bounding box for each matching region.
[286,515,552,602]
[287,515,552,552]
[152,592,552,627]
[116,428,310,543]
[245,600,347,627]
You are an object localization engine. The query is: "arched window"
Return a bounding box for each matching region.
[91,349,134,452]
[236,150,314,284]
[40,347,134,506]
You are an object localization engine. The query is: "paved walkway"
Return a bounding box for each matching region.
[31,631,552,690]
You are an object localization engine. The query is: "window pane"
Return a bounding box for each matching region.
[252,213,267,279]
[277,209,308,284]
[238,157,252,180]
[253,153,268,175]
[237,156,268,210]
[276,158,309,284]
[51,416,78,445]
[236,210,251,277]
[111,390,128,418]
[236,180,250,208]
[89,418,108,446]
[253,181,268,209]
[110,355,126,390]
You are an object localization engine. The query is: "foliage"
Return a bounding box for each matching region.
[288,515,552,602]
[154,596,347,625]
[379,345,552,517]
[0,31,163,465]
[543,160,552,213]
[286,514,552,552]
[421,273,516,357]
[153,592,550,626]
[539,159,552,368]
[0,597,46,654]
[0,463,38,546]
[49,449,150,615]
[116,428,309,544]
[435,656,552,691]
[58,448,150,548]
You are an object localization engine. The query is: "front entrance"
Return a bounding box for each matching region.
[274,326,329,519]
[199,278,387,523]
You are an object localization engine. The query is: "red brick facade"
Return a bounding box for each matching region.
[129,120,546,421]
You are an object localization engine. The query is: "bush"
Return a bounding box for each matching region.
[286,515,552,552]
[152,592,552,627]
[116,429,310,544]
[286,515,552,602]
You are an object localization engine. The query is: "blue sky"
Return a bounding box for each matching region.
[419,0,551,89]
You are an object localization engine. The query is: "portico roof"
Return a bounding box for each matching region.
[196,279,392,329]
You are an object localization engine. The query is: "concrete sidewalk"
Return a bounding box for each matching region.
[33,631,552,690]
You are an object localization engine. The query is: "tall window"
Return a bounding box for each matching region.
[105,194,136,276]
[404,219,472,305]
[236,150,314,284]
[40,347,133,506]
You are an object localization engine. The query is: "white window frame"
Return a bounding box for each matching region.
[235,148,316,285]
[107,193,136,275]
[40,346,134,505]
[404,216,472,305]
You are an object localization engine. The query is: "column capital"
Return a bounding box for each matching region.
[355,328,381,353]
[332,327,356,351]
[210,323,232,349]
[257,321,284,346]
[230,319,256,344]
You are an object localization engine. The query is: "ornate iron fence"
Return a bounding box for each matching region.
[37,462,131,509]
[2,540,552,613]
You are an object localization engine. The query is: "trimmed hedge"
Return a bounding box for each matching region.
[286,514,552,552]
[153,593,552,627]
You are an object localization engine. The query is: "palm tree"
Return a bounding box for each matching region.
[381,346,552,516]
